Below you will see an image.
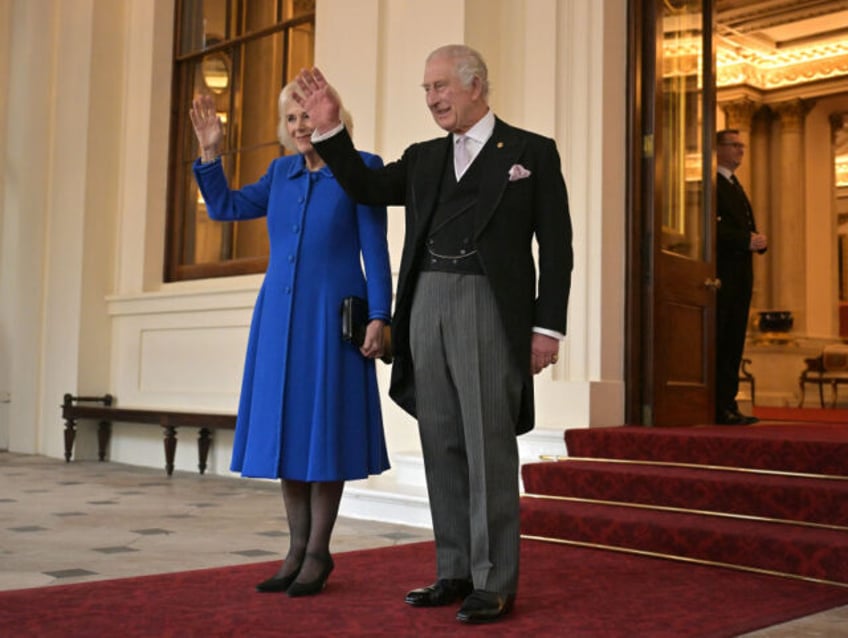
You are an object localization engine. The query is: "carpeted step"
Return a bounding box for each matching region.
[564,424,848,476]
[521,459,848,528]
[520,496,848,584]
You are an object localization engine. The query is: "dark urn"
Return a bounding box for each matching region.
[758,310,793,333]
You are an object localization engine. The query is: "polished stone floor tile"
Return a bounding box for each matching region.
[0,451,432,591]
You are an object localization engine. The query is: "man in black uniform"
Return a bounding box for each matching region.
[715,129,767,425]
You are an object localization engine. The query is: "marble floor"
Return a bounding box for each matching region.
[1,451,846,636]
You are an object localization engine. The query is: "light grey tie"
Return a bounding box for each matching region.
[454,135,470,179]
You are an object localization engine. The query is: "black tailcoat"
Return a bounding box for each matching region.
[314,118,573,433]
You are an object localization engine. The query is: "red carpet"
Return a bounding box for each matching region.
[521,496,848,583]
[523,458,848,526]
[521,424,848,585]
[563,423,848,475]
[753,405,848,424]
[2,540,848,637]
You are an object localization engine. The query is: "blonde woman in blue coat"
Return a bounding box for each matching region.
[190,82,392,597]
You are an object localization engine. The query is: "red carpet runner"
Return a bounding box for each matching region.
[521,423,848,585]
[2,540,848,637]
[752,405,848,424]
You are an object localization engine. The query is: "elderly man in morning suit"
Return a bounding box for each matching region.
[295,44,573,624]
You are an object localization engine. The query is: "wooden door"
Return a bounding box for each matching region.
[630,0,718,426]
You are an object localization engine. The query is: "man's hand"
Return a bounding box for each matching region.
[293,68,343,135]
[749,232,767,252]
[531,333,560,375]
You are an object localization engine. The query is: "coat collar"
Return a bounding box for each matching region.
[285,153,334,179]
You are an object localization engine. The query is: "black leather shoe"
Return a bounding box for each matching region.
[716,409,758,425]
[405,579,473,607]
[256,569,300,593]
[286,553,334,597]
[456,590,515,623]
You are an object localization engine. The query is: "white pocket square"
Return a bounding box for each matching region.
[508,164,532,181]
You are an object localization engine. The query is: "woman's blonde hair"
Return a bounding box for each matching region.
[277,81,353,152]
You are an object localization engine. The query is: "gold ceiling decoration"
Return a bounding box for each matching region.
[715,0,848,89]
[661,0,848,89]
[717,40,848,89]
[662,39,702,79]
[662,35,848,89]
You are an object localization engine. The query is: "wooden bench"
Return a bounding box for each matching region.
[798,344,848,408]
[739,357,756,406]
[62,394,236,475]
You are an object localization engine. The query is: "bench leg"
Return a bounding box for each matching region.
[97,420,111,462]
[198,428,211,475]
[64,418,76,462]
[163,426,177,476]
[819,380,826,408]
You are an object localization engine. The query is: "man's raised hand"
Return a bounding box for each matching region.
[294,68,342,135]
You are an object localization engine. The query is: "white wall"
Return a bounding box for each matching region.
[0,0,12,449]
[1,0,128,459]
[2,0,57,454]
[2,0,627,473]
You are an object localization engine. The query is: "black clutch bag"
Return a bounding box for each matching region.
[341,296,369,347]
[341,296,392,363]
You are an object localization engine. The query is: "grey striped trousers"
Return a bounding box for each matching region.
[409,271,522,595]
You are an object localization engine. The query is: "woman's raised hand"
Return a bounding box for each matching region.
[189,94,223,161]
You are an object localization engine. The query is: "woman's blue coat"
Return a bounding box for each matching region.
[194,152,392,480]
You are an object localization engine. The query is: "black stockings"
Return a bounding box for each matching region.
[276,479,344,583]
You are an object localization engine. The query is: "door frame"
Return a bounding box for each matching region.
[626,0,718,425]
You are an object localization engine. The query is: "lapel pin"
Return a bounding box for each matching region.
[497,141,504,149]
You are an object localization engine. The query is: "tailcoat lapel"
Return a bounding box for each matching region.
[410,136,452,242]
[475,119,525,238]
[392,135,451,332]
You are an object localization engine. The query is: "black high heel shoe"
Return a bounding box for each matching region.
[256,564,301,593]
[286,553,334,597]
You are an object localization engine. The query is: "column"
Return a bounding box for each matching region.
[722,98,758,184]
[772,98,813,331]
[749,107,772,310]
[830,113,847,332]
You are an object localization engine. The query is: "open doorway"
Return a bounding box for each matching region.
[715,0,848,408]
[626,0,848,424]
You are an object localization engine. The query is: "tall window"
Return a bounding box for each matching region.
[166,0,315,281]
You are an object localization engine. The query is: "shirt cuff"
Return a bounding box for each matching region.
[533,326,565,341]
[311,122,345,143]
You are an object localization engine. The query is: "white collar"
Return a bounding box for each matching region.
[454,110,495,146]
[718,166,734,181]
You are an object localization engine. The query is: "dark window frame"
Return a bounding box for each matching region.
[165,1,315,282]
